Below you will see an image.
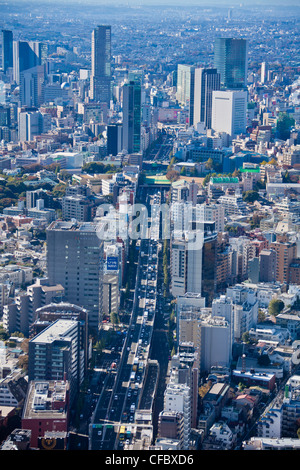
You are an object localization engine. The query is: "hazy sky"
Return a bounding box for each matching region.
[5,0,300,4]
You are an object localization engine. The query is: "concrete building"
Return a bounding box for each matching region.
[164,381,191,450]
[176,64,195,125]
[225,284,259,341]
[171,179,198,206]
[259,249,277,283]
[193,67,220,129]
[28,319,84,402]
[270,236,297,284]
[46,221,104,330]
[211,89,248,140]
[157,410,185,449]
[171,224,217,306]
[22,380,69,448]
[218,191,248,217]
[3,278,64,336]
[20,65,45,108]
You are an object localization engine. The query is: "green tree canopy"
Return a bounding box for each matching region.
[243,190,260,203]
[276,112,295,140]
[269,298,285,316]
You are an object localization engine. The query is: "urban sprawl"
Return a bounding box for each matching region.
[0,1,299,452]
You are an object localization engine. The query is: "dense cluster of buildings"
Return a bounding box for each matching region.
[0,2,299,452]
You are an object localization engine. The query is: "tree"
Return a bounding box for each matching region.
[269,298,285,316]
[110,311,120,329]
[243,190,259,203]
[276,112,295,141]
[205,158,214,170]
[166,169,180,182]
[242,331,251,343]
[258,309,266,323]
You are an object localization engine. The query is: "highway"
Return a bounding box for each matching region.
[89,192,162,450]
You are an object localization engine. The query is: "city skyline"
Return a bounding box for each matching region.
[0,0,299,455]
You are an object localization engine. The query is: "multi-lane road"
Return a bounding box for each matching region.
[89,191,167,450]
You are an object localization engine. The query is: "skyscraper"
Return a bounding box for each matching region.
[193,67,220,129]
[213,38,248,89]
[46,221,104,331]
[20,65,45,108]
[90,25,111,105]
[1,30,13,73]
[176,64,195,125]
[107,123,123,156]
[13,40,47,84]
[122,80,141,154]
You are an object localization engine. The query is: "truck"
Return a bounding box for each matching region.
[130,371,136,382]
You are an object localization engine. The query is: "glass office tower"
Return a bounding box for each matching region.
[2,30,13,73]
[213,38,248,89]
[122,80,141,154]
[90,25,111,105]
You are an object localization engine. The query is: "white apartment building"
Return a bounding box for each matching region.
[193,203,225,233]
[225,284,259,341]
[200,313,232,373]
[164,382,191,450]
[102,177,116,195]
[218,191,248,217]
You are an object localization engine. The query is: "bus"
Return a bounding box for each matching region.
[119,426,125,441]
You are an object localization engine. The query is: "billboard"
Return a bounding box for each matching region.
[106,256,118,271]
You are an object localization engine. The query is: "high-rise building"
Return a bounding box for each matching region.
[193,68,220,129]
[90,25,111,105]
[211,89,248,139]
[2,30,13,73]
[28,319,84,402]
[122,80,141,154]
[46,221,104,330]
[176,64,195,126]
[171,222,217,306]
[164,381,191,450]
[107,123,123,156]
[18,110,44,142]
[213,38,248,89]
[13,40,47,84]
[260,61,268,84]
[270,235,297,284]
[259,249,277,283]
[20,65,45,108]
